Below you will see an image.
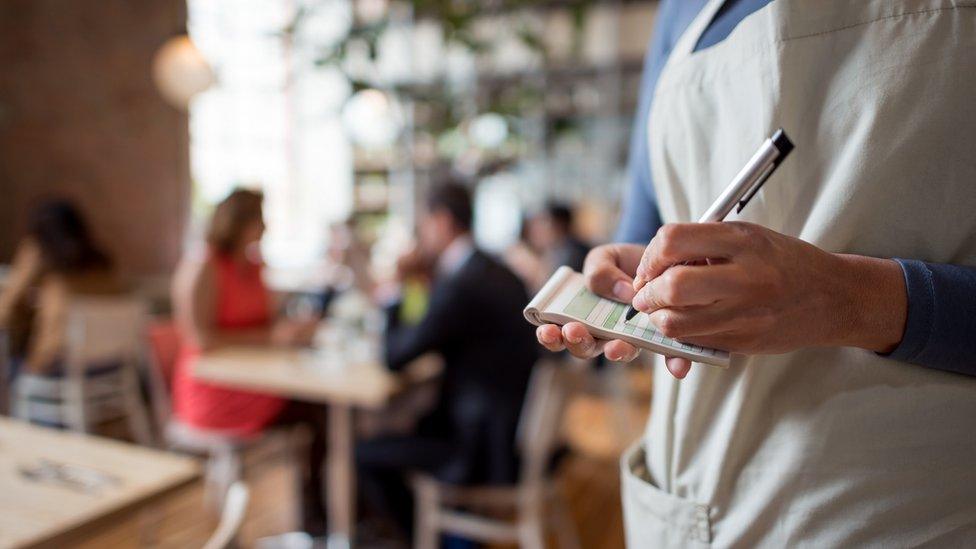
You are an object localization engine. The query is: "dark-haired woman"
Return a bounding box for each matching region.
[0,200,124,377]
[170,188,328,534]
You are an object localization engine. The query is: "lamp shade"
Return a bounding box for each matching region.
[152,35,216,110]
[341,88,403,148]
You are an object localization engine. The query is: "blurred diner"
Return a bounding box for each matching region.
[170,188,330,535]
[0,200,125,381]
[357,182,538,539]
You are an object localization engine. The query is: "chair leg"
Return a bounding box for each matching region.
[12,381,29,421]
[121,363,155,446]
[518,486,547,549]
[63,377,89,434]
[414,477,440,549]
[549,486,581,549]
[281,427,305,530]
[206,446,242,513]
[517,513,546,549]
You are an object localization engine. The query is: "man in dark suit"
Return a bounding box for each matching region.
[357,181,538,537]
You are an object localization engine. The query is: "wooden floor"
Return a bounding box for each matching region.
[58,365,651,549]
[60,451,627,549]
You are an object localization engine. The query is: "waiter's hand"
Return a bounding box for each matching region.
[630,222,907,363]
[534,243,700,379]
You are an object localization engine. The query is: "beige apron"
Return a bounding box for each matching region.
[623,0,976,546]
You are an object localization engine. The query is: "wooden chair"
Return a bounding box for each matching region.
[143,321,298,512]
[12,296,154,446]
[202,481,250,549]
[412,361,581,549]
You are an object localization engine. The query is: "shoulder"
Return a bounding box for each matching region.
[9,238,42,277]
[456,250,497,278]
[13,237,42,263]
[458,251,525,291]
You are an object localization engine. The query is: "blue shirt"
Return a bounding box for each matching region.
[615,0,976,373]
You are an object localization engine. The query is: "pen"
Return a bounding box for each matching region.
[624,128,794,322]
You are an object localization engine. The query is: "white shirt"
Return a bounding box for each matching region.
[437,235,475,277]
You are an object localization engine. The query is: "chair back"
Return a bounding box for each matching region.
[13,296,154,443]
[144,320,181,435]
[202,481,250,549]
[516,360,573,484]
[65,297,148,371]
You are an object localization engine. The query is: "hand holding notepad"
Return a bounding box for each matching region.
[525,266,730,367]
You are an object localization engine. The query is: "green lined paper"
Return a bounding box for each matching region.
[563,287,600,319]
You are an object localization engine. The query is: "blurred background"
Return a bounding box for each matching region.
[0,1,659,548]
[0,0,656,279]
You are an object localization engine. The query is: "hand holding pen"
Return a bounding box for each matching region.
[539,127,907,377]
[625,129,794,322]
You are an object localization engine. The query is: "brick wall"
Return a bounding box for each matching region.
[0,0,191,275]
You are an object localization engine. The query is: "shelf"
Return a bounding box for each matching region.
[408,0,657,23]
[397,58,645,97]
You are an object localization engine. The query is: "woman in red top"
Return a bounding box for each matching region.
[171,188,327,533]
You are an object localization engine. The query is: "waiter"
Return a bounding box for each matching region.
[537,0,976,545]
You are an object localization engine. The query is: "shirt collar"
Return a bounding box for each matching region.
[437,235,475,276]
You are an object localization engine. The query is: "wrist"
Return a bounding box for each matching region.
[831,254,908,353]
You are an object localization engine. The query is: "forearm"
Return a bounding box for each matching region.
[25,337,61,374]
[383,300,432,371]
[828,253,976,374]
[829,254,907,354]
[0,241,42,327]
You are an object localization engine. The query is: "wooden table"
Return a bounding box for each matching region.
[193,344,440,549]
[0,417,200,548]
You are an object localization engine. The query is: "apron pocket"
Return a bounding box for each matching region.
[621,442,712,547]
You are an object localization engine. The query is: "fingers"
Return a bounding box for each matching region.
[605,339,640,362]
[635,223,748,286]
[665,357,692,379]
[537,322,700,375]
[583,244,644,302]
[647,305,741,340]
[632,263,743,312]
[536,324,566,352]
[536,323,605,359]
[537,323,639,362]
[562,322,605,358]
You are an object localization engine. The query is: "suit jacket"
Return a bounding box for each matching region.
[385,249,538,484]
[550,236,591,273]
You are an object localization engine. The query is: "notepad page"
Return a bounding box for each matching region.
[560,286,726,362]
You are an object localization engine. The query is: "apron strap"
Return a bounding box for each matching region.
[671,0,730,60]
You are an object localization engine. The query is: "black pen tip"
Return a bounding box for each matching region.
[624,306,638,322]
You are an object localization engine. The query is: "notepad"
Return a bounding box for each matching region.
[524,266,730,367]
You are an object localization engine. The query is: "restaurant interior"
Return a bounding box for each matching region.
[0,1,660,547]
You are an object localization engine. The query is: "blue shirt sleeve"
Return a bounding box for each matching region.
[883,260,976,373]
[615,0,709,244]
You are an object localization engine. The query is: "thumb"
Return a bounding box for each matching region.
[583,245,640,302]
[586,265,636,302]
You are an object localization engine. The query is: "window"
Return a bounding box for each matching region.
[188,0,353,269]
